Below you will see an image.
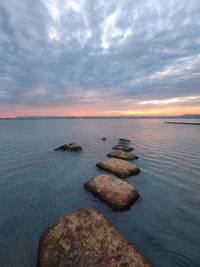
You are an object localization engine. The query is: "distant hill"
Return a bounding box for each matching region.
[178,114,200,118]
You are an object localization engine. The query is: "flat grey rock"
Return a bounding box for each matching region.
[119,138,130,142]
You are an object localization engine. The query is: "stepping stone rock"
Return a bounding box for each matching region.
[85,174,139,210]
[107,150,139,160]
[38,208,152,267]
[96,158,140,178]
[112,145,134,152]
[119,138,130,142]
[55,143,82,151]
[118,140,129,146]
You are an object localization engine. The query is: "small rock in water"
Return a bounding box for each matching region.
[119,138,130,142]
[102,137,107,140]
[96,158,140,178]
[118,140,129,146]
[107,150,138,160]
[112,145,123,150]
[123,146,134,152]
[55,143,82,151]
[112,145,134,152]
[85,174,139,210]
[38,208,152,267]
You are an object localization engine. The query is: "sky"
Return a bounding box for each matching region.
[0,0,200,117]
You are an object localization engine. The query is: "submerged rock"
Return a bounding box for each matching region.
[85,174,139,210]
[112,145,134,152]
[107,150,139,160]
[96,158,140,178]
[55,143,82,151]
[38,208,151,267]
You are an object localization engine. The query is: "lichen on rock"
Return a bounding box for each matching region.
[107,150,139,160]
[96,158,140,178]
[55,143,82,151]
[85,174,139,210]
[38,208,152,267]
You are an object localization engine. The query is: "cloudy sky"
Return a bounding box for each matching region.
[0,0,200,117]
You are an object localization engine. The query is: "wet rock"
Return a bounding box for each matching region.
[96,158,140,178]
[112,145,134,152]
[107,150,139,160]
[102,137,107,140]
[38,208,152,267]
[55,143,82,151]
[123,146,134,152]
[112,145,123,150]
[85,174,139,210]
[118,140,129,146]
[119,138,130,142]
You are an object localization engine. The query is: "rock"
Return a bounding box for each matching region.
[107,150,139,160]
[123,146,134,152]
[96,158,140,178]
[85,174,139,210]
[38,208,152,267]
[55,143,82,151]
[119,138,130,142]
[112,145,134,152]
[118,140,129,146]
[102,137,107,140]
[112,145,123,150]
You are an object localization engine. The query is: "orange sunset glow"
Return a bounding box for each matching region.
[1,102,200,118]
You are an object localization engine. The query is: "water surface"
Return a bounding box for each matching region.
[0,119,200,267]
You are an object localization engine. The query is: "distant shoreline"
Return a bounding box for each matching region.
[0,114,200,120]
[165,122,200,125]
[1,118,200,120]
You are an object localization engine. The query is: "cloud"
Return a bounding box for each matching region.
[140,95,200,105]
[0,0,200,115]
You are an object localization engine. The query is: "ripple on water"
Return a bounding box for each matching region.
[0,119,200,267]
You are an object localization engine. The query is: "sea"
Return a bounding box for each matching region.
[0,118,199,267]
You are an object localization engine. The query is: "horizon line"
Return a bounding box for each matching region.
[1,114,200,119]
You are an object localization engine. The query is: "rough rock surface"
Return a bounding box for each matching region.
[38,208,152,267]
[96,158,140,178]
[112,145,134,152]
[85,174,139,210]
[107,150,139,160]
[55,143,82,151]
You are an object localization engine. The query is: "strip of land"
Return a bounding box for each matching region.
[165,122,200,125]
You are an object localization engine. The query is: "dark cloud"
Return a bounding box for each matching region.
[0,0,200,110]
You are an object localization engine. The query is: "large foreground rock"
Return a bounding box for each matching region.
[85,174,139,210]
[96,158,140,178]
[55,143,82,151]
[38,208,151,267]
[107,150,139,160]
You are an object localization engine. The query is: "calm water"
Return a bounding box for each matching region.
[0,119,200,267]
